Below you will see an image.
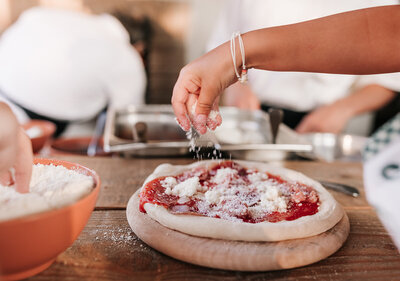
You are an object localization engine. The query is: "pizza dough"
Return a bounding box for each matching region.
[141,160,344,242]
[128,191,350,271]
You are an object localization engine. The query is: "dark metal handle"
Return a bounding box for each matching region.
[87,111,107,157]
[268,108,283,144]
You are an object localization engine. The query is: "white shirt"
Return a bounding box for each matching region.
[208,0,400,111]
[0,7,146,122]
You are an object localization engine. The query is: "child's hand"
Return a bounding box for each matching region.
[0,103,33,193]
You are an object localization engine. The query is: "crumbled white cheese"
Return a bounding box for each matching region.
[190,101,219,122]
[158,164,311,222]
[212,168,238,185]
[276,197,287,212]
[248,172,268,184]
[204,170,288,214]
[161,177,177,195]
[204,188,223,204]
[265,186,279,201]
[259,195,287,213]
[208,109,219,121]
[256,183,288,213]
[163,176,201,197]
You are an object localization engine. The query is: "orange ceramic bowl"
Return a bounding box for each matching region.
[23,120,56,153]
[0,158,100,280]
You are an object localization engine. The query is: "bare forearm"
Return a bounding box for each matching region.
[335,84,396,117]
[172,5,400,134]
[244,5,400,74]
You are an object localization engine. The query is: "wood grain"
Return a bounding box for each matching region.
[27,156,398,280]
[50,155,193,209]
[28,209,400,281]
[127,191,350,271]
[49,156,370,209]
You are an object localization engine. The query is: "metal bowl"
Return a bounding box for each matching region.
[104,105,189,157]
[213,108,313,161]
[301,133,367,162]
[104,105,314,160]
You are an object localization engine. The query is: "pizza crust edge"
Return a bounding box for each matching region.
[141,160,344,242]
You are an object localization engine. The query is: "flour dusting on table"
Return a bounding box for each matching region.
[0,164,94,222]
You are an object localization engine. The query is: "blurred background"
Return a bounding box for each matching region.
[0,0,399,151]
[0,0,222,105]
[0,0,227,146]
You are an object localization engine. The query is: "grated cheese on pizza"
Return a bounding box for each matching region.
[140,161,320,223]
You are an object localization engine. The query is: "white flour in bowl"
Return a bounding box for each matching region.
[0,163,94,222]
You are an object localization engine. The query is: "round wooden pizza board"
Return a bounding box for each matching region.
[126,190,350,271]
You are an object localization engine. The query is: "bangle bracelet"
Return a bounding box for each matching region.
[230,31,248,84]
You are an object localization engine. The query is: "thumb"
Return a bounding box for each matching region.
[193,85,220,134]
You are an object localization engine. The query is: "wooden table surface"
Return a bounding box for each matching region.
[28,156,400,281]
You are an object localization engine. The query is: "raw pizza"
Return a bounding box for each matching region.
[139,160,343,241]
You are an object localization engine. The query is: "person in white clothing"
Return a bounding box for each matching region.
[0,6,147,136]
[208,0,400,134]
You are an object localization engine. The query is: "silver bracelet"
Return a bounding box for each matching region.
[230,32,248,84]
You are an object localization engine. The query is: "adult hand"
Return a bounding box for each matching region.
[223,82,261,110]
[172,42,238,134]
[295,102,353,134]
[0,103,33,193]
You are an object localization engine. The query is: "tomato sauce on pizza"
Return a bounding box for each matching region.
[140,161,319,223]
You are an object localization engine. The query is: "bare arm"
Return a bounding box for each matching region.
[245,5,400,74]
[172,5,400,133]
[296,84,396,134]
